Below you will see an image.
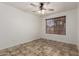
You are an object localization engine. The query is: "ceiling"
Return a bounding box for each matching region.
[3,2,78,15]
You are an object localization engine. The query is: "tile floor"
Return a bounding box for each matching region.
[0,39,78,56]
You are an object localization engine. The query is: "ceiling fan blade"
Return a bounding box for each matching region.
[30,3,37,7]
[48,9,54,11]
[32,10,39,12]
[32,11,36,12]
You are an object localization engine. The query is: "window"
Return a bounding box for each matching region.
[46,16,66,35]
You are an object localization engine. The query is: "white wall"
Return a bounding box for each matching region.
[0,3,41,50]
[41,9,78,45]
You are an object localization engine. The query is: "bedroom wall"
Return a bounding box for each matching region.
[0,3,41,50]
[41,9,78,45]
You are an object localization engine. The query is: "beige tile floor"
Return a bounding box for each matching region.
[0,39,79,56]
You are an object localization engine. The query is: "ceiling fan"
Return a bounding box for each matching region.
[30,2,54,14]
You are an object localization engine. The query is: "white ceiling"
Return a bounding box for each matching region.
[3,2,78,15]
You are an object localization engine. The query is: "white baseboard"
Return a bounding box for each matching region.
[77,45,79,51]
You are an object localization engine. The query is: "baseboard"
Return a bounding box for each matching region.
[0,38,39,51]
[77,44,79,53]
